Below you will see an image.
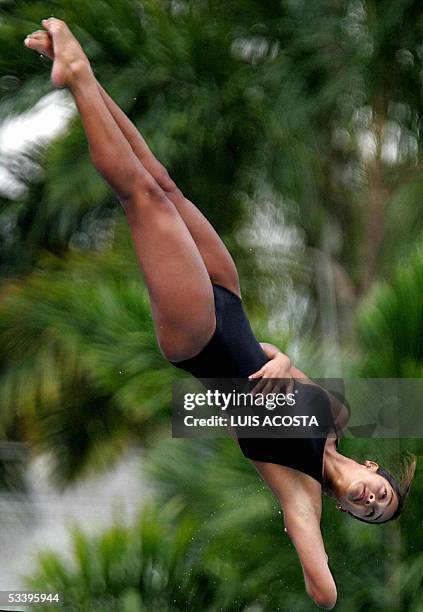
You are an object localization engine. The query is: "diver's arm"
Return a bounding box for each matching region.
[251,460,336,608]
[284,512,337,609]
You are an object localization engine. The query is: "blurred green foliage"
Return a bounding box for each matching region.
[0,0,422,610]
[356,248,423,377]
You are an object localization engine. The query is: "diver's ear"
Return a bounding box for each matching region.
[336,504,347,513]
[364,460,379,471]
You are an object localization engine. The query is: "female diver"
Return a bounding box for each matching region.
[24,21,416,609]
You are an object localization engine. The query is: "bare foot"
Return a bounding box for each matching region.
[39,18,90,88]
[24,30,54,60]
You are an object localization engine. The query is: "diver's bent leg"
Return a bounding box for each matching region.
[122,181,217,360]
[45,19,216,360]
[73,79,216,359]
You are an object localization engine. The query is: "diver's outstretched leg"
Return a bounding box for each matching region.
[96,84,241,297]
[34,19,216,361]
[25,26,240,297]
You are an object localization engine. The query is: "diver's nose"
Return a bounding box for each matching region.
[365,492,375,505]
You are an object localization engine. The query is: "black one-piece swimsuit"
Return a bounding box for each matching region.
[169,283,338,486]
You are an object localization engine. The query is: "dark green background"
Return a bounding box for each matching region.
[0,1,422,610]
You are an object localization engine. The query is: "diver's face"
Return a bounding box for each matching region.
[336,460,399,523]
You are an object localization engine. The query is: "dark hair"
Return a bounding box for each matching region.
[347,454,417,524]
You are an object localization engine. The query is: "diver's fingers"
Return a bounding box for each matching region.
[248,367,265,379]
[251,377,267,396]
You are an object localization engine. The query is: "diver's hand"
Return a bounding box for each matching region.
[248,352,293,396]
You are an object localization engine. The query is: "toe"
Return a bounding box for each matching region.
[24,37,36,48]
[42,18,66,31]
[24,37,42,51]
[41,18,55,32]
[26,31,44,41]
[24,36,50,56]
